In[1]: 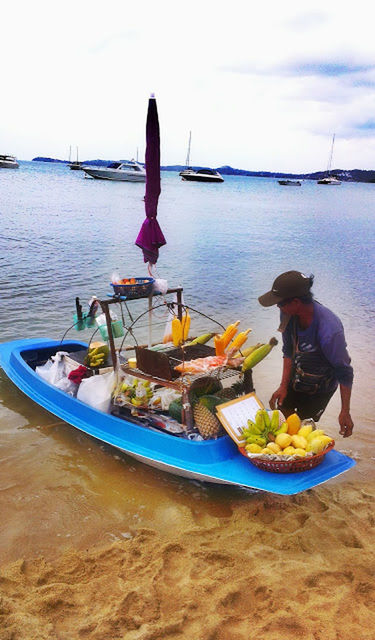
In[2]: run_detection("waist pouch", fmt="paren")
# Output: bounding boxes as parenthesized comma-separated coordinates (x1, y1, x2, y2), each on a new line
(292, 352, 335, 395)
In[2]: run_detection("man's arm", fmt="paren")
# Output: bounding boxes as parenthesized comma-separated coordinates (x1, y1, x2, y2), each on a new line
(339, 384, 354, 437)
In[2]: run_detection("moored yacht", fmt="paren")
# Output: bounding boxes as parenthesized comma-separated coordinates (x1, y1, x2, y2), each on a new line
(318, 134, 341, 185)
(317, 176, 341, 185)
(278, 179, 301, 186)
(81, 160, 146, 182)
(0, 154, 19, 169)
(181, 168, 224, 183)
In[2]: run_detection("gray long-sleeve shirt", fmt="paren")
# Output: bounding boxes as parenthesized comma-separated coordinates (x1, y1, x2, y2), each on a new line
(282, 301, 353, 389)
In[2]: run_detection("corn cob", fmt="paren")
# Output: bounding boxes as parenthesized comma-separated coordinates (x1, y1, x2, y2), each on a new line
(227, 328, 252, 354)
(234, 342, 264, 358)
(242, 337, 278, 372)
(186, 333, 214, 346)
(221, 321, 240, 349)
(172, 317, 183, 347)
(214, 334, 225, 356)
(181, 312, 191, 341)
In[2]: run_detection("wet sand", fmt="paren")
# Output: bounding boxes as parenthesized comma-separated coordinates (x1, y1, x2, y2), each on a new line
(1, 481, 374, 640)
(1, 353, 374, 639)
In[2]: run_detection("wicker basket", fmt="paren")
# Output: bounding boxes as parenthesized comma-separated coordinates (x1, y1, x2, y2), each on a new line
(111, 277, 154, 299)
(239, 441, 335, 473)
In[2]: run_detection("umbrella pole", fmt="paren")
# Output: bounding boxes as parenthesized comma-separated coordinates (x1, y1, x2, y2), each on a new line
(99, 300, 117, 370)
(148, 294, 152, 348)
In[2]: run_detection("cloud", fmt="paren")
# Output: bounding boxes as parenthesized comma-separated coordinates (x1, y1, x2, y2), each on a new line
(282, 62, 375, 77)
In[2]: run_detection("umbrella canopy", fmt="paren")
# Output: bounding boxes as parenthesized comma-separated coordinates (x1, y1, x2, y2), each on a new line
(135, 95, 166, 265)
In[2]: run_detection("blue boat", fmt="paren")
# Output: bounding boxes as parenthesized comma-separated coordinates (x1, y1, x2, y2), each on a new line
(0, 338, 355, 495)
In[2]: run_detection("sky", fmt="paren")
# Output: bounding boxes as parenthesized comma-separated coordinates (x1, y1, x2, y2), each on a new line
(3, 0, 375, 172)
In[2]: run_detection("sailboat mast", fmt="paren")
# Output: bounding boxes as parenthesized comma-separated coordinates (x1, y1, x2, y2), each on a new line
(69, 145, 72, 163)
(76, 146, 79, 163)
(327, 133, 335, 176)
(185, 131, 191, 167)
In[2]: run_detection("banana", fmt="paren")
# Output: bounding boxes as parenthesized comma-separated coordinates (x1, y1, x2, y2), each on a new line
(270, 410, 280, 433)
(245, 435, 267, 447)
(261, 409, 271, 429)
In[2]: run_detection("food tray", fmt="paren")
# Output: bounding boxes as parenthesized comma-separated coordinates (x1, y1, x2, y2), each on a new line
(111, 277, 154, 299)
(239, 441, 335, 473)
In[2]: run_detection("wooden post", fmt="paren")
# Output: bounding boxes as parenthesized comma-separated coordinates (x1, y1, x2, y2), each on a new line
(182, 385, 194, 430)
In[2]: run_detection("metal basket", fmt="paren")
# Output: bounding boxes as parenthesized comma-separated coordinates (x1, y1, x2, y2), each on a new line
(239, 441, 335, 473)
(111, 277, 154, 299)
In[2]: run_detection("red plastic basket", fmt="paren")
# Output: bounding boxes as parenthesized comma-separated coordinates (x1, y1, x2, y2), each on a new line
(239, 441, 335, 473)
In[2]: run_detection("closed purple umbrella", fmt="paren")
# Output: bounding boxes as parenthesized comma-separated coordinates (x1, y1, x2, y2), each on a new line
(135, 94, 166, 265)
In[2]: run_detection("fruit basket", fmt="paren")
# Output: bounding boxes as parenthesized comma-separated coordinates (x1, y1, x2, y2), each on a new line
(111, 277, 154, 299)
(239, 441, 335, 473)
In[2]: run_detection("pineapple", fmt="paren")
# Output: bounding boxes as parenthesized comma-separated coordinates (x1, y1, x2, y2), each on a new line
(193, 399, 224, 439)
(217, 387, 237, 400)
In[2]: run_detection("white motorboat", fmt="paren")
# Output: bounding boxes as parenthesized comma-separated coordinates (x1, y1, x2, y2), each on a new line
(317, 176, 341, 185)
(181, 168, 224, 183)
(0, 154, 19, 169)
(82, 160, 146, 182)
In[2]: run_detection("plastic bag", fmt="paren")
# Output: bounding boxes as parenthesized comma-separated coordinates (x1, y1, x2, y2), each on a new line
(55, 376, 79, 397)
(35, 351, 69, 386)
(149, 387, 182, 411)
(153, 278, 168, 295)
(76, 371, 116, 413)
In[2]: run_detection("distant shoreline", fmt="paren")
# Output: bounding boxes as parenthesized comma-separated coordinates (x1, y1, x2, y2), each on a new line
(31, 157, 375, 183)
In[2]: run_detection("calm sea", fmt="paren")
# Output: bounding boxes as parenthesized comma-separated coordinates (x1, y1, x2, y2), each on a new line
(0, 161, 374, 562)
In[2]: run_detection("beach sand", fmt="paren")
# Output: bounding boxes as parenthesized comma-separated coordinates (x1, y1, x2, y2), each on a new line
(1, 479, 374, 640)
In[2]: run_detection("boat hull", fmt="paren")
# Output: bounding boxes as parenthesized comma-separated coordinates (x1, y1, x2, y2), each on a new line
(317, 180, 341, 185)
(82, 167, 146, 182)
(278, 180, 301, 186)
(0, 339, 355, 494)
(182, 174, 224, 183)
(0, 161, 19, 169)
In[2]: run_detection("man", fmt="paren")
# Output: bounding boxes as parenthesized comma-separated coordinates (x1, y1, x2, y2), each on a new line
(258, 270, 354, 438)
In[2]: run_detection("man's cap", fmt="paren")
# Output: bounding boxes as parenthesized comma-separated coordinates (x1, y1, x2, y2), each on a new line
(258, 271, 312, 307)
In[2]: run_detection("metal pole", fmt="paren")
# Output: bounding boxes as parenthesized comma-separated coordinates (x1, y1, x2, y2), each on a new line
(100, 300, 117, 370)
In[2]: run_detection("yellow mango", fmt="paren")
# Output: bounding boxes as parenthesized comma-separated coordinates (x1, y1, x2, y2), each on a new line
(286, 413, 301, 435)
(291, 435, 307, 450)
(293, 448, 307, 457)
(267, 442, 282, 454)
(307, 429, 325, 442)
(275, 433, 292, 449)
(282, 446, 297, 456)
(245, 443, 263, 454)
(261, 447, 274, 455)
(298, 425, 313, 439)
(306, 436, 332, 454)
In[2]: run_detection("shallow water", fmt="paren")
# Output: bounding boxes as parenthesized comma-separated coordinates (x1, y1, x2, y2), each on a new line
(0, 162, 374, 563)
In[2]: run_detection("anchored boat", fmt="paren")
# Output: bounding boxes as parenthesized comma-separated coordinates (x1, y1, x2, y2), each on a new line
(0, 336, 355, 495)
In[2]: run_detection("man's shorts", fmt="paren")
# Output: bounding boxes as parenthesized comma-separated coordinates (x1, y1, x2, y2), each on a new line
(281, 386, 337, 422)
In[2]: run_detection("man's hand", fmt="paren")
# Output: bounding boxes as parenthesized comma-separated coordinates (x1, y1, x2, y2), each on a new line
(270, 385, 288, 410)
(339, 410, 354, 438)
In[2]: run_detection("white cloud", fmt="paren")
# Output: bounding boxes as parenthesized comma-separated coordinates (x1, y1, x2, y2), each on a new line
(2, 0, 375, 172)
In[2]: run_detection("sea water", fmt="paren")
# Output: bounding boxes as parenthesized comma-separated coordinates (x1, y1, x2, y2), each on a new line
(0, 161, 374, 562)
